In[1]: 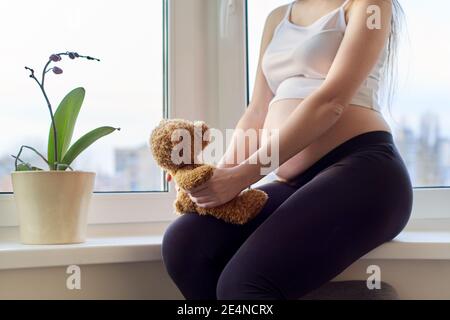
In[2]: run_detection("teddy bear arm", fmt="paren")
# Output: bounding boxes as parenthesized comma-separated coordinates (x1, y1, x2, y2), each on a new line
(174, 190, 197, 213)
(174, 165, 215, 190)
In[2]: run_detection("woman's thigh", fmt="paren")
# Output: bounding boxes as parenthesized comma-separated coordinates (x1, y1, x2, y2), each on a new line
(161, 180, 298, 299)
(163, 180, 297, 257)
(217, 145, 413, 299)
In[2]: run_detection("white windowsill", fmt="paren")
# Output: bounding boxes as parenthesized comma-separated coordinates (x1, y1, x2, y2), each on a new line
(0, 222, 170, 271)
(2, 219, 450, 271)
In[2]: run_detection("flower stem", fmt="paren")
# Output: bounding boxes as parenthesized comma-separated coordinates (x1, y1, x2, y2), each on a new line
(41, 60, 52, 87)
(24, 52, 100, 171)
(25, 66, 58, 169)
(13, 145, 49, 171)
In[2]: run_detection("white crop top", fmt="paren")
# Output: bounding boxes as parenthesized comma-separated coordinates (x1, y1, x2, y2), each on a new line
(262, 0, 388, 111)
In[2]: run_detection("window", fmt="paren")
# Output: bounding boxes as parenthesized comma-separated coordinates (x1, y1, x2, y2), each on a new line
(2, 0, 449, 225)
(0, 0, 167, 193)
(247, 0, 450, 188)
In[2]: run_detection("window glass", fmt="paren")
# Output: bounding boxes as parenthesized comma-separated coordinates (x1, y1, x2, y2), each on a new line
(247, 0, 450, 187)
(0, 0, 166, 192)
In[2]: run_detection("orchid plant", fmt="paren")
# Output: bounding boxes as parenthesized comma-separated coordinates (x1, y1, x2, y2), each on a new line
(13, 52, 120, 171)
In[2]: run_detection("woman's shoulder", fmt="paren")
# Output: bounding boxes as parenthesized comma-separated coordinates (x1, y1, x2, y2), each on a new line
(263, 4, 290, 38)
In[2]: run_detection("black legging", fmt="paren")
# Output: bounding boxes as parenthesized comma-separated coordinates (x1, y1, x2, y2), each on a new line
(162, 131, 413, 300)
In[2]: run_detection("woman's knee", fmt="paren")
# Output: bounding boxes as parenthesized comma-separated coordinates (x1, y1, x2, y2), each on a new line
(216, 268, 246, 300)
(163, 213, 204, 250)
(162, 213, 235, 275)
(162, 214, 205, 272)
(216, 260, 284, 300)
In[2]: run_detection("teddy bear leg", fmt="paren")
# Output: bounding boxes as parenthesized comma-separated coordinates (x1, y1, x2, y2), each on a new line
(196, 189, 268, 225)
(174, 190, 197, 214)
(219, 189, 268, 224)
(238, 189, 269, 220)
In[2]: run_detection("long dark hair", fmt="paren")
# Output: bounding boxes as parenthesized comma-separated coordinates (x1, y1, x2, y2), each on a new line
(383, 0, 405, 110)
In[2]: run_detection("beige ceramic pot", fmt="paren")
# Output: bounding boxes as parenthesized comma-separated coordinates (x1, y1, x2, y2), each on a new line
(11, 171, 95, 245)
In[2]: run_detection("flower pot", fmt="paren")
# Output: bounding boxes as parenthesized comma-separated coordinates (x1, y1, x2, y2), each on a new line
(11, 171, 96, 245)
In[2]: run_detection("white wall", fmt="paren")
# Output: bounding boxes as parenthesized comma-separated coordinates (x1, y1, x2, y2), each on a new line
(0, 261, 182, 300)
(2, 259, 450, 299)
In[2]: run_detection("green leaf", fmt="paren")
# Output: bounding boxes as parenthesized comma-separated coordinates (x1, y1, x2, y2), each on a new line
(12, 145, 49, 170)
(16, 163, 32, 171)
(48, 87, 86, 168)
(61, 126, 119, 168)
(16, 163, 43, 172)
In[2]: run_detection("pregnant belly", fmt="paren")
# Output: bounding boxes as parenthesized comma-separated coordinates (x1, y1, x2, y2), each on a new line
(262, 98, 391, 181)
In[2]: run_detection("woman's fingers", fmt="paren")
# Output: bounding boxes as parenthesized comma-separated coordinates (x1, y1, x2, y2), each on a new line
(188, 187, 213, 197)
(188, 193, 223, 208)
(187, 183, 209, 194)
(188, 194, 212, 204)
(196, 202, 218, 209)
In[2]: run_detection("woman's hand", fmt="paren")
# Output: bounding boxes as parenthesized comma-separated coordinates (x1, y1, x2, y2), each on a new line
(186, 166, 250, 208)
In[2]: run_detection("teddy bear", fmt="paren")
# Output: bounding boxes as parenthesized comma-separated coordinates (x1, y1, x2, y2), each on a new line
(150, 119, 268, 225)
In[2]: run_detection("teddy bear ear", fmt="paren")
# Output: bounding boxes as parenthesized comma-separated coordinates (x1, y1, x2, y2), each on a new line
(194, 121, 210, 141)
(194, 121, 209, 132)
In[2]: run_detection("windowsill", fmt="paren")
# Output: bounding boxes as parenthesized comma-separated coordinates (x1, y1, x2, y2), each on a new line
(0, 222, 169, 271)
(2, 219, 450, 271)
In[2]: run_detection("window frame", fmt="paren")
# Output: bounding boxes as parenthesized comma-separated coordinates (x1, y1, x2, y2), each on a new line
(243, 0, 450, 221)
(0, 0, 249, 227)
(0, 0, 177, 227)
(1, 0, 450, 228)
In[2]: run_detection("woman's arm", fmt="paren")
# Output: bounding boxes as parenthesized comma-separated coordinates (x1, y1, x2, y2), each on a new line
(188, 0, 393, 208)
(238, 0, 393, 185)
(218, 6, 286, 168)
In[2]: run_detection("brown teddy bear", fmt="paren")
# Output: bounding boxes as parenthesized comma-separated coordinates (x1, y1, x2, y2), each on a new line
(150, 119, 268, 225)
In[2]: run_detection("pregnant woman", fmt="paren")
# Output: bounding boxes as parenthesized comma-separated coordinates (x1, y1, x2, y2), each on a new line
(163, 0, 412, 300)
